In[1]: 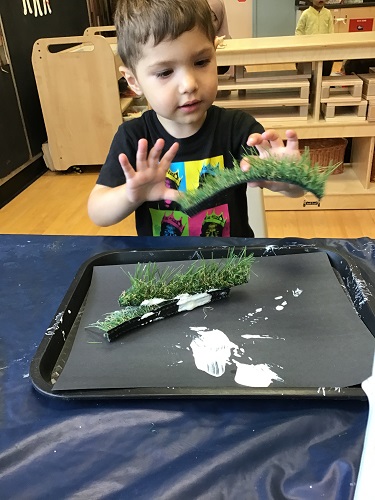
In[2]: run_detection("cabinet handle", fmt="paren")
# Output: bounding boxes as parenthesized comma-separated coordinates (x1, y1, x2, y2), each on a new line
(334, 16, 347, 24)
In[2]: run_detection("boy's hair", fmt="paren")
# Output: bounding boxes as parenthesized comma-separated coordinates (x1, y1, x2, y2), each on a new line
(115, 0, 216, 73)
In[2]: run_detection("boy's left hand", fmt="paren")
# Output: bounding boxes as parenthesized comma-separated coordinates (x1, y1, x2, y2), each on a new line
(240, 129, 304, 198)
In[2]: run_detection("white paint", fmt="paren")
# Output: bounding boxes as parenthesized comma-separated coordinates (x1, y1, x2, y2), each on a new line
(141, 298, 166, 306)
(141, 292, 214, 312)
(233, 360, 284, 387)
(45, 312, 64, 336)
(241, 334, 273, 339)
(189, 327, 238, 377)
(140, 312, 155, 319)
(176, 293, 212, 311)
(292, 288, 303, 297)
(263, 245, 278, 255)
(275, 296, 283, 300)
(255, 307, 263, 313)
(275, 305, 284, 311)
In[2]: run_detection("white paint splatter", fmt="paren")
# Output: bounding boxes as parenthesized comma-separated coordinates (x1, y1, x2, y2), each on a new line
(292, 288, 303, 297)
(189, 327, 238, 377)
(318, 387, 326, 396)
(141, 292, 214, 312)
(241, 334, 273, 339)
(275, 296, 283, 300)
(233, 360, 284, 387)
(141, 298, 166, 306)
(275, 305, 284, 311)
(350, 276, 371, 308)
(263, 245, 278, 255)
(45, 312, 64, 336)
(176, 293, 213, 311)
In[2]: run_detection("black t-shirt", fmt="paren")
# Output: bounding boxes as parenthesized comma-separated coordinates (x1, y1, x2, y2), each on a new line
(97, 105, 264, 237)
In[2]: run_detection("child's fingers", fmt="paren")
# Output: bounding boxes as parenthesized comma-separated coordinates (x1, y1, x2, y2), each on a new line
(135, 138, 151, 170)
(247, 133, 270, 157)
(284, 129, 299, 152)
(160, 141, 180, 167)
(247, 132, 264, 147)
(147, 138, 166, 167)
(261, 129, 284, 149)
(118, 153, 135, 180)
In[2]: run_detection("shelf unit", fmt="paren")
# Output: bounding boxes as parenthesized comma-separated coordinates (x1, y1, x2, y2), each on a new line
(32, 30, 375, 208)
(32, 34, 133, 171)
(215, 31, 375, 210)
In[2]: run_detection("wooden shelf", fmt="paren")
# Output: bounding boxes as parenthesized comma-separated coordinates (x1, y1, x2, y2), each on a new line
(214, 32, 375, 210)
(264, 167, 375, 211)
(32, 29, 375, 210)
(214, 91, 308, 108)
(120, 97, 133, 114)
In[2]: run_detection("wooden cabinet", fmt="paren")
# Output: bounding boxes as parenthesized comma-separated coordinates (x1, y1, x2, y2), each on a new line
(215, 31, 375, 210)
(32, 33, 135, 171)
(332, 6, 375, 33)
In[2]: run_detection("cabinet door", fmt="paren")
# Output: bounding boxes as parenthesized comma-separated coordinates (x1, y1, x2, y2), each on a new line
(337, 7, 375, 33)
(332, 9, 349, 33)
(0, 45, 29, 179)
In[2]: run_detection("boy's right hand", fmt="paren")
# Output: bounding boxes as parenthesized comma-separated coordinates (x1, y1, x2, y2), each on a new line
(119, 138, 181, 204)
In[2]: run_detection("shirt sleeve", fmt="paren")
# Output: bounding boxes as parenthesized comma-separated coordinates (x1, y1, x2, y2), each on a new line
(327, 12, 334, 33)
(295, 12, 306, 35)
(96, 121, 141, 188)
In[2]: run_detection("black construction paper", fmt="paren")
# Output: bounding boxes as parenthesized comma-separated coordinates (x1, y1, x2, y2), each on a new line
(53, 253, 375, 392)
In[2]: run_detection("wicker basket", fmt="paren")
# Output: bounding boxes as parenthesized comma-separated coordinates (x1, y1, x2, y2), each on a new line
(299, 138, 348, 175)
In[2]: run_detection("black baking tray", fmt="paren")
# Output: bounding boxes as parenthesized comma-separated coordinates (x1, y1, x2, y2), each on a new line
(30, 241, 375, 400)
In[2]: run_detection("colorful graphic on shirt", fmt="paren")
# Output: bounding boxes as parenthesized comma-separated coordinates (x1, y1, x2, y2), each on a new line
(192, 205, 229, 237)
(165, 167, 183, 209)
(150, 209, 189, 236)
(149, 155, 230, 236)
(150, 206, 230, 237)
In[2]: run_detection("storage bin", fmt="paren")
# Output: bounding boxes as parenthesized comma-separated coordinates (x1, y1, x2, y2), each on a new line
(299, 138, 348, 175)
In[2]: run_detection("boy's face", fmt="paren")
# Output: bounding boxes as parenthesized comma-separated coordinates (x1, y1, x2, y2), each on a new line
(312, 0, 327, 9)
(121, 27, 218, 138)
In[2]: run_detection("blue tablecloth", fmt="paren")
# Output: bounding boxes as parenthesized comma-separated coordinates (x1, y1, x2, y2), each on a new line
(1, 234, 374, 499)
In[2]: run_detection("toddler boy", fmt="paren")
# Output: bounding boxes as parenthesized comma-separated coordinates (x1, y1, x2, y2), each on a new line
(88, 0, 303, 237)
(295, 0, 334, 76)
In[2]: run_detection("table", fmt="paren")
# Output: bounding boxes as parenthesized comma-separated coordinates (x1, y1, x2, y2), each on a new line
(1, 234, 374, 499)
